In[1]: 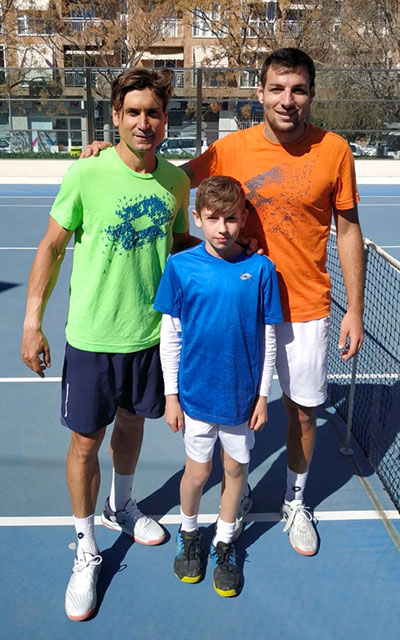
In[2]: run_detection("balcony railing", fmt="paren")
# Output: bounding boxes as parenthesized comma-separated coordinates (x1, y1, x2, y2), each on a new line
(63, 17, 103, 33)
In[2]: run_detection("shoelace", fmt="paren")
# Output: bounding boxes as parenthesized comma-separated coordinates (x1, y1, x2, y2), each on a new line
(282, 504, 314, 533)
(119, 499, 143, 521)
(214, 545, 234, 572)
(182, 534, 201, 561)
(73, 554, 102, 573)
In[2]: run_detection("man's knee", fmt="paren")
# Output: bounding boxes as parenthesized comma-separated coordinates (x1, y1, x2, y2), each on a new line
(283, 394, 316, 432)
(115, 407, 145, 431)
(69, 428, 105, 462)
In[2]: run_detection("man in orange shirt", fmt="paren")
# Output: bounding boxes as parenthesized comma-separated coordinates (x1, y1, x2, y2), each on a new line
(183, 48, 364, 556)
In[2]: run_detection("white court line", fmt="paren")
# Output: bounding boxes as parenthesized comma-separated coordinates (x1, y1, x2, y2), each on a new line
(0, 204, 53, 207)
(0, 377, 62, 382)
(0, 510, 399, 527)
(358, 204, 400, 207)
(327, 373, 399, 380)
(0, 196, 55, 199)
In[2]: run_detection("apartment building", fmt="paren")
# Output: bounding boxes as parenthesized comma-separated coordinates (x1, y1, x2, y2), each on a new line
(0, 2, 323, 151)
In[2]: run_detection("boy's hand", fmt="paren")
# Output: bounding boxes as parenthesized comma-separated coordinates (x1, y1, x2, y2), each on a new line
(236, 237, 264, 255)
(80, 140, 112, 158)
(248, 395, 267, 431)
(165, 395, 184, 433)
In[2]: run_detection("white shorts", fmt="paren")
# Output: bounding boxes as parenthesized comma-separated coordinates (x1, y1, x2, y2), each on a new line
(183, 413, 255, 464)
(275, 316, 330, 407)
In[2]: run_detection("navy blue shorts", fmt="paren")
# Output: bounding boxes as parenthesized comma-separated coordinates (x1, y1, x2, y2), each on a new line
(61, 343, 165, 434)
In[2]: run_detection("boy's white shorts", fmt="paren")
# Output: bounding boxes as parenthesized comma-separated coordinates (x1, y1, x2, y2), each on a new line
(275, 316, 330, 407)
(183, 413, 255, 464)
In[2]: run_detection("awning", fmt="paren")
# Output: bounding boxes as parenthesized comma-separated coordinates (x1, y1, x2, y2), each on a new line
(142, 52, 184, 61)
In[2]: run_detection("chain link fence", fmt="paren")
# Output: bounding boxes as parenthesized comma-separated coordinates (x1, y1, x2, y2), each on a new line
(0, 66, 399, 156)
(327, 230, 400, 511)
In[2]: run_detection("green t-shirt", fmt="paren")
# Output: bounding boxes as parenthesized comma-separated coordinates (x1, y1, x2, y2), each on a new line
(50, 147, 189, 352)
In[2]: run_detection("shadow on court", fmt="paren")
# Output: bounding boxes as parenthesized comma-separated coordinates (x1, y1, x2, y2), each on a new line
(0, 281, 20, 293)
(137, 396, 375, 533)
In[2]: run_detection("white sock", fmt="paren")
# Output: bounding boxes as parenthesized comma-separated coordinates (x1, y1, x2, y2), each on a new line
(110, 470, 134, 512)
(213, 517, 236, 545)
(73, 514, 98, 556)
(180, 508, 198, 533)
(285, 467, 308, 505)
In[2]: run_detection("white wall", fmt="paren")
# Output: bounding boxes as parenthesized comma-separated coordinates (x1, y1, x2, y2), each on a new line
(0, 159, 398, 185)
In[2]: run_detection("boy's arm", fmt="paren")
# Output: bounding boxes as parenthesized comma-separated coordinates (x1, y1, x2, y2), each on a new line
(248, 324, 277, 431)
(160, 314, 184, 432)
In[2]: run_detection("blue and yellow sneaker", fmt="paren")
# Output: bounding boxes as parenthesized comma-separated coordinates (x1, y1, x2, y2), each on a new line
(210, 540, 241, 597)
(174, 529, 202, 583)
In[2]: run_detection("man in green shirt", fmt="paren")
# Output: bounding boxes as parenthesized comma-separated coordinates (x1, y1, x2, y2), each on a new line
(21, 68, 198, 621)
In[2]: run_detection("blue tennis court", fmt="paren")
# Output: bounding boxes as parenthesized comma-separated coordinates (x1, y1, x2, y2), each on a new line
(0, 182, 399, 640)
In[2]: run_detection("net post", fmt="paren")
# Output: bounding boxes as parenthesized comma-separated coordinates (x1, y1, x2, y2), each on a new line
(339, 237, 368, 456)
(340, 353, 358, 456)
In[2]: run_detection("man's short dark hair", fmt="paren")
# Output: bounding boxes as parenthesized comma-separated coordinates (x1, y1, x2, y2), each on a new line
(260, 48, 316, 89)
(111, 68, 173, 113)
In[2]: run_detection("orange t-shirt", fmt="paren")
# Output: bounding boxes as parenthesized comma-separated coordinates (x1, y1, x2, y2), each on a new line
(189, 123, 359, 322)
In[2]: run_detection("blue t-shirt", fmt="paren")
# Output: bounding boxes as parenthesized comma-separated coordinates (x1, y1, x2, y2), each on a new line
(153, 242, 283, 425)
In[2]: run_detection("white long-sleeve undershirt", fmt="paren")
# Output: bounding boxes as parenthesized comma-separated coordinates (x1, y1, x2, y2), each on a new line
(159, 314, 277, 398)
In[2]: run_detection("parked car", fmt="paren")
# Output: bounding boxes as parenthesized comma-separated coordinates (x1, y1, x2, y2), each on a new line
(0, 139, 10, 153)
(349, 142, 364, 157)
(158, 137, 207, 156)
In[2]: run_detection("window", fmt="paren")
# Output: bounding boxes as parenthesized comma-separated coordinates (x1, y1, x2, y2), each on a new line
(158, 18, 178, 38)
(284, 9, 304, 37)
(242, 2, 277, 38)
(240, 69, 259, 89)
(0, 47, 5, 84)
(17, 13, 53, 36)
(192, 5, 220, 38)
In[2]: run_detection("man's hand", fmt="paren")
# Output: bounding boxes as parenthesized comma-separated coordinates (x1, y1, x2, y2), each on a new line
(165, 394, 184, 432)
(338, 309, 364, 361)
(237, 237, 264, 255)
(80, 140, 112, 158)
(21, 327, 51, 378)
(248, 395, 267, 431)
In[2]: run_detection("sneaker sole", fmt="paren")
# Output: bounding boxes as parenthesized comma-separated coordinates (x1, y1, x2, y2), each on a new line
(66, 607, 95, 622)
(174, 571, 202, 584)
(101, 515, 166, 545)
(213, 581, 240, 597)
(290, 539, 318, 556)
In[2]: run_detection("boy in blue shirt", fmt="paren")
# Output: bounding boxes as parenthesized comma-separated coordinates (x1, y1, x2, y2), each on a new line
(154, 176, 283, 596)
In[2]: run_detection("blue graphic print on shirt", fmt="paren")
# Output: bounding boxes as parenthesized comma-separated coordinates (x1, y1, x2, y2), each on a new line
(103, 193, 174, 252)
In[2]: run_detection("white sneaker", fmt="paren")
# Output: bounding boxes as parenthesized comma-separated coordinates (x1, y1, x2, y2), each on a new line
(281, 501, 318, 556)
(232, 483, 253, 542)
(102, 497, 166, 545)
(65, 551, 102, 621)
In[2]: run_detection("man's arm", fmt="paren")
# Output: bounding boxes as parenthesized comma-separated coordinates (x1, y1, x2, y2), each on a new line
(334, 206, 365, 361)
(171, 230, 201, 254)
(180, 162, 199, 189)
(21, 217, 73, 377)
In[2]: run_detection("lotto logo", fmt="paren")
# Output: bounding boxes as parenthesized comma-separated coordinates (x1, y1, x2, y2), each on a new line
(239, 273, 252, 280)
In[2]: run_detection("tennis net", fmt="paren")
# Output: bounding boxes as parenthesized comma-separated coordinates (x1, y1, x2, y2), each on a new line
(326, 230, 400, 511)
